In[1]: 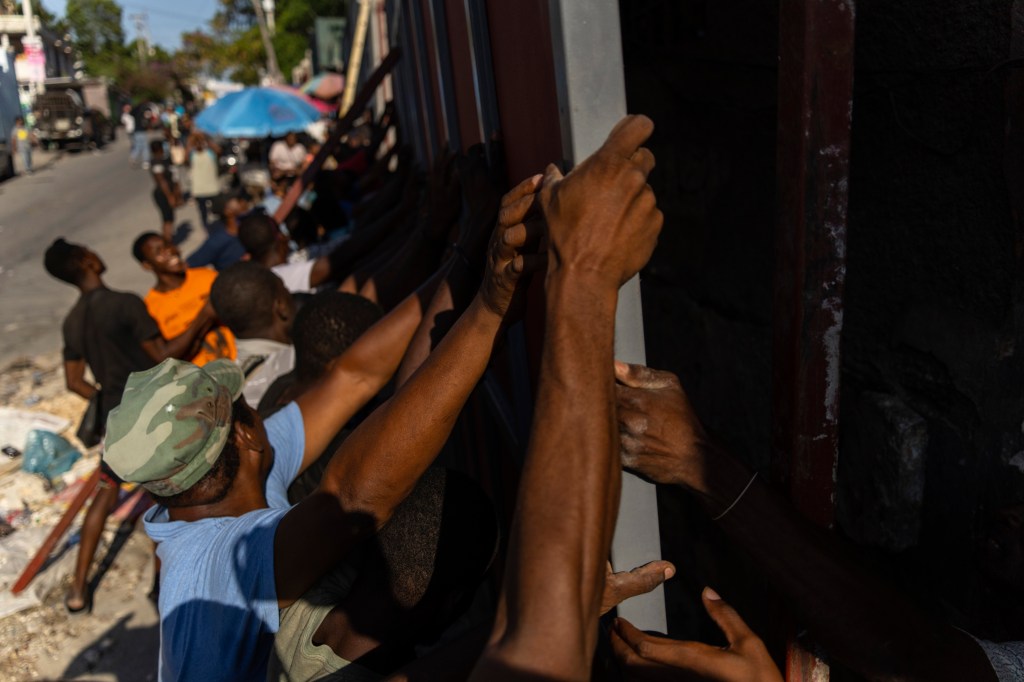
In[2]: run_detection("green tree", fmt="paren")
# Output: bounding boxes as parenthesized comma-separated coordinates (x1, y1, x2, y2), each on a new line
(176, 0, 348, 84)
(65, 0, 129, 77)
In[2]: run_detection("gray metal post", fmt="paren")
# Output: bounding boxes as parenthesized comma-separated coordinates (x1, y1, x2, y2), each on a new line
(547, 0, 667, 632)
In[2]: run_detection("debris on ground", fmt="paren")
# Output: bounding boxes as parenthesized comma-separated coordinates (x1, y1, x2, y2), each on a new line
(0, 353, 158, 681)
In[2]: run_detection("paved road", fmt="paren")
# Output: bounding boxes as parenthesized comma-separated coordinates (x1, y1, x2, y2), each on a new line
(0, 137, 205, 369)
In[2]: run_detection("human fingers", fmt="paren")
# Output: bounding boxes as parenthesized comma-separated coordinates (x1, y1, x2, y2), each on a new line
(701, 587, 757, 647)
(614, 619, 738, 679)
(509, 252, 547, 276)
(602, 561, 676, 615)
(601, 115, 655, 160)
(501, 173, 544, 209)
(498, 190, 541, 231)
(540, 162, 564, 193)
(614, 361, 680, 390)
(630, 147, 656, 178)
(621, 183, 663, 274)
(501, 220, 545, 250)
(610, 628, 681, 681)
(616, 400, 645, 436)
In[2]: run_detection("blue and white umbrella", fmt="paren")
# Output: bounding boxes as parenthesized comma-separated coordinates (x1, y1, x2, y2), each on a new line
(195, 87, 321, 138)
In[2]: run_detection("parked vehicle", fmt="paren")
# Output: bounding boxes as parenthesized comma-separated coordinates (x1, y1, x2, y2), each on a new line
(0, 50, 21, 180)
(33, 78, 115, 150)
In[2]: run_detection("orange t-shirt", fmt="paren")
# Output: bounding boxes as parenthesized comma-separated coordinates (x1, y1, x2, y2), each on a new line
(144, 268, 236, 366)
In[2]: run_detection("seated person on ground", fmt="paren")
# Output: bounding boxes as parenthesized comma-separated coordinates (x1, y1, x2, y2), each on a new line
(185, 192, 250, 272)
(209, 262, 299, 408)
(269, 132, 307, 180)
(132, 231, 236, 366)
(238, 211, 326, 294)
(258, 290, 383, 416)
(105, 183, 539, 680)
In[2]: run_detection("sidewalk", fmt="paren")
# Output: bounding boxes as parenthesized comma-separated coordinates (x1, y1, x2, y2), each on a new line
(12, 143, 91, 177)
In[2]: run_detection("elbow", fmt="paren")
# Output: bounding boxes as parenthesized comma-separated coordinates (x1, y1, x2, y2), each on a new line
(319, 471, 399, 535)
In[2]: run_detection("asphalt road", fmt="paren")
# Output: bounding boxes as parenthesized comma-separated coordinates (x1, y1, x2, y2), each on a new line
(0, 136, 205, 369)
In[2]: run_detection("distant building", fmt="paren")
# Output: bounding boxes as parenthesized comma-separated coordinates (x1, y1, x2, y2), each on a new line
(0, 7, 75, 107)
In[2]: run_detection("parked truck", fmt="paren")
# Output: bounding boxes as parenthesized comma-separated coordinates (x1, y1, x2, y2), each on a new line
(0, 49, 21, 180)
(32, 78, 114, 150)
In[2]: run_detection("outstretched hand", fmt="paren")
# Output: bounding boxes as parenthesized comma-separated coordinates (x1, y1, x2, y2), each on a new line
(615, 361, 709, 490)
(601, 560, 675, 615)
(611, 588, 783, 682)
(540, 114, 662, 289)
(478, 173, 545, 317)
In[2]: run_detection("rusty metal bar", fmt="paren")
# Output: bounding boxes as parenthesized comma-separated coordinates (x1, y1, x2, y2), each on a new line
(772, 0, 855, 679)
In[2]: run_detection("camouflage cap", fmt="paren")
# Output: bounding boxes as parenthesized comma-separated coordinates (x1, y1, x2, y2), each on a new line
(104, 358, 244, 497)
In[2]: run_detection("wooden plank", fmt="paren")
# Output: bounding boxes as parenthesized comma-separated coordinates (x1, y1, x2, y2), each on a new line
(11, 467, 101, 595)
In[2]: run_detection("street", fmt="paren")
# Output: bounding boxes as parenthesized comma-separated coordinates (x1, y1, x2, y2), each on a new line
(0, 136, 207, 680)
(0, 136, 205, 369)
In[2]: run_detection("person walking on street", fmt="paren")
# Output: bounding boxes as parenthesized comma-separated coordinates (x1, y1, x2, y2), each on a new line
(150, 141, 180, 241)
(121, 104, 136, 162)
(10, 116, 34, 175)
(130, 104, 151, 169)
(188, 132, 220, 230)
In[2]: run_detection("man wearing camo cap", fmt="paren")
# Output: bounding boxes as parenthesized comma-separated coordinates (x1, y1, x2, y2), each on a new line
(103, 172, 546, 682)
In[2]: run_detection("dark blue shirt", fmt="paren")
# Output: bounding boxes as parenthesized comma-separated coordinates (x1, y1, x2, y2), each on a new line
(186, 222, 245, 271)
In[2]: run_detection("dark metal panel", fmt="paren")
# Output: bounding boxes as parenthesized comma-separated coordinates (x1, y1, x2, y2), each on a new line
(483, 0, 562, 183)
(425, 0, 462, 149)
(416, 0, 452, 150)
(771, 0, 855, 679)
(443, 0, 482, 148)
(463, 0, 500, 158)
(405, 0, 439, 161)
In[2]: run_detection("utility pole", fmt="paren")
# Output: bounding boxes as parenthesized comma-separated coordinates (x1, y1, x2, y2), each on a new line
(340, 0, 372, 116)
(129, 12, 148, 67)
(251, 0, 281, 84)
(262, 0, 276, 35)
(20, 0, 36, 41)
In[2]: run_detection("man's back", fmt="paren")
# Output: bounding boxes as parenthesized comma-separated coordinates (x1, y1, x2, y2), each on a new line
(62, 288, 157, 419)
(144, 402, 305, 681)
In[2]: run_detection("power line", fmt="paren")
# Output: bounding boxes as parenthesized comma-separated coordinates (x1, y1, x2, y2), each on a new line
(121, 3, 211, 24)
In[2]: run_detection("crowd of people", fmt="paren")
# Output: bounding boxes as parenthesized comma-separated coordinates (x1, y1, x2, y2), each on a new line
(38, 100, 1024, 682)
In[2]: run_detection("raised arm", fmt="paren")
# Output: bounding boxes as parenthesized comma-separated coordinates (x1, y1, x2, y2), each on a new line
(274, 173, 543, 606)
(292, 258, 447, 474)
(140, 303, 215, 363)
(615, 364, 998, 682)
(471, 115, 662, 680)
(393, 149, 506, 385)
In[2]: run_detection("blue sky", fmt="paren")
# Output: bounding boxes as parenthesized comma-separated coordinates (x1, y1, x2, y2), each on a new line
(40, 0, 216, 50)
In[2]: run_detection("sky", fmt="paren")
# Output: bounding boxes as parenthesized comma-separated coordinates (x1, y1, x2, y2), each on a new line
(39, 0, 217, 50)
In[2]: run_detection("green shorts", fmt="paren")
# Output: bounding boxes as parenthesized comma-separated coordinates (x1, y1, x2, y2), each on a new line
(267, 559, 379, 682)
